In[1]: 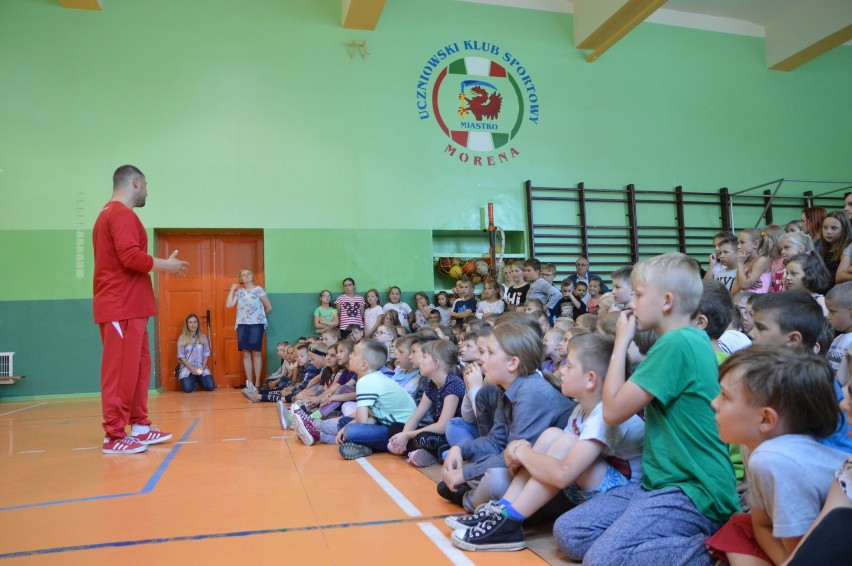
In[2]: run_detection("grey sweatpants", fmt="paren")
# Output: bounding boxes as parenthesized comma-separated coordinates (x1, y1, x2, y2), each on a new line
(553, 482, 720, 566)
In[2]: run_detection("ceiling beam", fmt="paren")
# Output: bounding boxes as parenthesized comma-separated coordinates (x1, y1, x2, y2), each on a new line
(573, 0, 667, 62)
(59, 0, 102, 10)
(342, 0, 386, 30)
(765, 0, 852, 71)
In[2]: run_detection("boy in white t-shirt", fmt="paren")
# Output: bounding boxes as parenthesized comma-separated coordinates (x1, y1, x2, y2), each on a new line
(705, 236, 738, 292)
(447, 333, 645, 552)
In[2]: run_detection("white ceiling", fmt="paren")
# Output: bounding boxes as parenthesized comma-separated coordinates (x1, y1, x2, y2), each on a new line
(457, 0, 834, 39)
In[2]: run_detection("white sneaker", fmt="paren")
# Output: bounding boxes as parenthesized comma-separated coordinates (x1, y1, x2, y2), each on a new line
(277, 400, 291, 430)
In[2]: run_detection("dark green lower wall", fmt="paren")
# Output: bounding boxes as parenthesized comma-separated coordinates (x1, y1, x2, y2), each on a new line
(0, 292, 383, 399)
(0, 299, 103, 398)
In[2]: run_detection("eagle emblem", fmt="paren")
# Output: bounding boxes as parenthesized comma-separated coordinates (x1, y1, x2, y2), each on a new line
(458, 80, 502, 121)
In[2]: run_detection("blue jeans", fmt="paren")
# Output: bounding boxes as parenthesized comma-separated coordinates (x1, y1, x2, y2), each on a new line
(337, 416, 391, 452)
(445, 417, 479, 447)
(180, 373, 215, 393)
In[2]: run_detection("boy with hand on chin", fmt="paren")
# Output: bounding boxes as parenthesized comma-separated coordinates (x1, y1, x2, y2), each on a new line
(556, 253, 739, 566)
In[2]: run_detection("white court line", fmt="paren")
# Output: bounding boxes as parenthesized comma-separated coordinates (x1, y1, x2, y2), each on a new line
(355, 457, 421, 516)
(175, 440, 198, 445)
(417, 523, 475, 566)
(0, 403, 47, 417)
(269, 435, 287, 439)
(221, 438, 246, 442)
(72, 447, 99, 451)
(17, 450, 46, 454)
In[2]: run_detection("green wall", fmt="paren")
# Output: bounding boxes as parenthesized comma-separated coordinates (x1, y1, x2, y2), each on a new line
(1, 0, 850, 397)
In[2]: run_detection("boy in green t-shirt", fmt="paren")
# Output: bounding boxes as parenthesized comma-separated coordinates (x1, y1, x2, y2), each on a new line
(555, 253, 739, 566)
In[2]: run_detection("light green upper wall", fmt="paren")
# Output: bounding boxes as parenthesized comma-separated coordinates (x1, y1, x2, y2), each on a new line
(1, 0, 851, 299)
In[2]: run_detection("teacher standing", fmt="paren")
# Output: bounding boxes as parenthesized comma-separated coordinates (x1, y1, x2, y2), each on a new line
(226, 269, 272, 388)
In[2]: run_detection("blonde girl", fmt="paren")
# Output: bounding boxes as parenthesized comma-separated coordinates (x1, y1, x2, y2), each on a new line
(313, 290, 339, 336)
(785, 253, 832, 315)
(475, 279, 506, 319)
(176, 313, 215, 393)
(411, 291, 435, 330)
(363, 288, 384, 337)
(779, 232, 815, 262)
(387, 340, 465, 467)
(440, 320, 574, 511)
(733, 229, 770, 294)
(383, 286, 412, 332)
(382, 309, 401, 329)
(762, 225, 786, 292)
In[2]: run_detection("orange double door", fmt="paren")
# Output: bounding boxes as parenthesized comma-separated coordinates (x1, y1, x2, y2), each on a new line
(156, 232, 266, 390)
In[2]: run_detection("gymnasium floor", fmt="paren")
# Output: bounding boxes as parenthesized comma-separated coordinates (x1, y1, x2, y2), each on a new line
(0, 390, 565, 565)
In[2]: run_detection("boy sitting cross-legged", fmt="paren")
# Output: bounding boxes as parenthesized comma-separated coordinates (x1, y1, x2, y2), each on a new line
(555, 253, 740, 565)
(331, 339, 416, 459)
(448, 333, 645, 553)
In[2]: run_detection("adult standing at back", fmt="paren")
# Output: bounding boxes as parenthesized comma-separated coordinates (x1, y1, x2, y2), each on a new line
(93, 164, 188, 454)
(226, 269, 272, 389)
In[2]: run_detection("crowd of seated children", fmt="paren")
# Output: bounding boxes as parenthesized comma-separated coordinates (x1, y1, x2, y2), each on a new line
(556, 253, 740, 565)
(258, 221, 852, 563)
(447, 333, 645, 552)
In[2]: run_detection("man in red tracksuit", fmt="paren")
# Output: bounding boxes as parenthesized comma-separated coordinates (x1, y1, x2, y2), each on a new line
(93, 165, 189, 454)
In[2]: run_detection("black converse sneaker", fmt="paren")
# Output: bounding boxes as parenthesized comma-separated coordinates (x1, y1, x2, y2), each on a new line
(445, 500, 505, 530)
(451, 512, 526, 552)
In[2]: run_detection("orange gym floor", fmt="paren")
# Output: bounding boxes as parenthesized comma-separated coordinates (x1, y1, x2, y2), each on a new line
(0, 391, 560, 565)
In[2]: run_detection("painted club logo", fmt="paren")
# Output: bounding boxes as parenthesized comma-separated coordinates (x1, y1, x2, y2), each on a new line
(416, 41, 540, 166)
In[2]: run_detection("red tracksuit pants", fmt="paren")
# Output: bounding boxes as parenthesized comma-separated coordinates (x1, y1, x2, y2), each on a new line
(99, 318, 152, 439)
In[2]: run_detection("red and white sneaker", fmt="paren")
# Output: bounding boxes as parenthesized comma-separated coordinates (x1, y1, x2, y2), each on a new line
(102, 436, 148, 454)
(134, 427, 173, 445)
